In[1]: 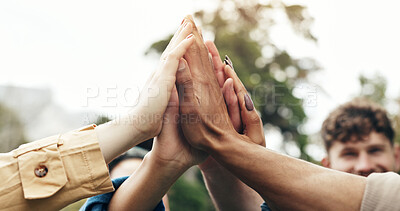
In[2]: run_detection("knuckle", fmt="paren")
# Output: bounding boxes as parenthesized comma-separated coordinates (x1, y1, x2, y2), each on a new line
(249, 113, 261, 124)
(177, 75, 193, 86)
(166, 51, 179, 61)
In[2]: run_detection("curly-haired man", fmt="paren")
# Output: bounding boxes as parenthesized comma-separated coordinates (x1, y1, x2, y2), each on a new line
(321, 98, 400, 176)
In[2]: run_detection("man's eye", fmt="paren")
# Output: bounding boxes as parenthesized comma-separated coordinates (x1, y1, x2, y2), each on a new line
(369, 148, 383, 154)
(342, 152, 357, 157)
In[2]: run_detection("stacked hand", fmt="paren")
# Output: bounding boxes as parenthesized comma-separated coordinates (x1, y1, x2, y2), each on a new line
(151, 15, 265, 167)
(173, 16, 265, 154)
(108, 15, 266, 211)
(150, 15, 266, 169)
(109, 16, 368, 211)
(128, 18, 195, 142)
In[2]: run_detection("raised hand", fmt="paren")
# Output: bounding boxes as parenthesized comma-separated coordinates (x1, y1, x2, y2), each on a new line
(222, 60, 265, 147)
(152, 65, 208, 168)
(129, 20, 195, 141)
(175, 16, 235, 152)
(205, 41, 242, 133)
(96, 19, 195, 163)
(199, 41, 265, 211)
(109, 72, 209, 211)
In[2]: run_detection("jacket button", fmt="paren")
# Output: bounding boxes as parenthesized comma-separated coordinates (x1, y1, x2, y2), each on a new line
(34, 165, 48, 177)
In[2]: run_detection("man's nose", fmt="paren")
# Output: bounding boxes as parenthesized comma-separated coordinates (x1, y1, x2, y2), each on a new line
(354, 153, 375, 176)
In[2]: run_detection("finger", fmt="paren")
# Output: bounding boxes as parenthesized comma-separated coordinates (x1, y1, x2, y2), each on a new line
(162, 19, 193, 59)
(168, 85, 179, 110)
(163, 85, 179, 127)
(182, 18, 212, 82)
(197, 25, 204, 41)
(223, 63, 246, 93)
(154, 34, 194, 109)
(183, 39, 204, 80)
(205, 41, 225, 87)
(143, 70, 156, 89)
(161, 34, 195, 78)
(222, 78, 242, 133)
(161, 19, 186, 58)
(172, 22, 194, 49)
(224, 65, 264, 146)
(172, 18, 189, 41)
(175, 58, 198, 113)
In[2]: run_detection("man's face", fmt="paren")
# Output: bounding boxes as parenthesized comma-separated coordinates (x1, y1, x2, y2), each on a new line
(323, 132, 400, 177)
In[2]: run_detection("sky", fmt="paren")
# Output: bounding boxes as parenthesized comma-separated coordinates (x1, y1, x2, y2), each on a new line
(1, 0, 400, 159)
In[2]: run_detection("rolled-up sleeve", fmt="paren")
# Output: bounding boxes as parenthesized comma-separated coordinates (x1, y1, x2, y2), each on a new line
(361, 172, 400, 211)
(0, 124, 114, 211)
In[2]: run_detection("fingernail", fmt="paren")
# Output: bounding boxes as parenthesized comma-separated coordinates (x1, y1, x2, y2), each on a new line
(186, 34, 194, 39)
(178, 59, 186, 71)
(181, 19, 185, 25)
(224, 55, 233, 69)
(244, 94, 254, 111)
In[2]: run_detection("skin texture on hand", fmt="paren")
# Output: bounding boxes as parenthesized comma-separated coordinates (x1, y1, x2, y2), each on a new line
(129, 20, 195, 141)
(198, 41, 264, 211)
(152, 76, 208, 169)
(205, 41, 242, 133)
(108, 19, 200, 211)
(176, 16, 236, 152)
(96, 18, 195, 164)
(201, 44, 366, 211)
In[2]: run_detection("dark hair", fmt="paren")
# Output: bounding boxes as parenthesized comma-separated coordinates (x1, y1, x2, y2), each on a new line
(321, 98, 394, 151)
(108, 146, 149, 172)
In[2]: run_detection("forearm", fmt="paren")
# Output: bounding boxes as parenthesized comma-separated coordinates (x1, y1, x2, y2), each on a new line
(0, 125, 114, 210)
(95, 113, 148, 164)
(200, 158, 264, 211)
(108, 151, 187, 211)
(210, 135, 367, 211)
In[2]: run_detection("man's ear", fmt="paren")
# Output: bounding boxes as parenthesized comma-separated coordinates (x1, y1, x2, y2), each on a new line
(321, 157, 331, 168)
(393, 143, 400, 172)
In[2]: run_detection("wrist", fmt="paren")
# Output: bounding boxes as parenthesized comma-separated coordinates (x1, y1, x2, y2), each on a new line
(145, 151, 190, 175)
(127, 107, 163, 142)
(207, 132, 241, 154)
(198, 157, 220, 172)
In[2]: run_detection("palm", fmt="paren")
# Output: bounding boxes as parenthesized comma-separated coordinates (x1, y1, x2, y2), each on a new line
(153, 86, 208, 167)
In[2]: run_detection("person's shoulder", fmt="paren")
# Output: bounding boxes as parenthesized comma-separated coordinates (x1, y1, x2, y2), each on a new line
(80, 176, 165, 211)
(79, 176, 129, 211)
(367, 172, 400, 181)
(361, 172, 400, 211)
(366, 172, 400, 191)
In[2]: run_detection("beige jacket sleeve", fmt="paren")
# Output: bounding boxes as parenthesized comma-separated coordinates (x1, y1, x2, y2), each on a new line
(361, 172, 400, 211)
(0, 124, 114, 211)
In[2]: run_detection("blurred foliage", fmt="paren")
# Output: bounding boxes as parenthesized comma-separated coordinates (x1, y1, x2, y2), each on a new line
(358, 73, 400, 144)
(94, 115, 111, 125)
(359, 73, 387, 105)
(147, 1, 320, 209)
(147, 0, 319, 160)
(0, 103, 26, 153)
(169, 169, 215, 211)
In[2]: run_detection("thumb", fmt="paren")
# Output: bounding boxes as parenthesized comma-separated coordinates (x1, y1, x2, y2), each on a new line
(224, 65, 265, 146)
(176, 58, 198, 113)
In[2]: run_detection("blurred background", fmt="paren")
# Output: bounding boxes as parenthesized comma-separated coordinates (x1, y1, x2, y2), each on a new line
(1, 0, 400, 210)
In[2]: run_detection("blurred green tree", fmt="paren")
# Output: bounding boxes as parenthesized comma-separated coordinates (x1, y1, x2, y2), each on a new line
(147, 1, 319, 209)
(95, 115, 111, 125)
(0, 103, 26, 153)
(169, 174, 215, 211)
(357, 73, 400, 144)
(358, 73, 387, 105)
(147, 0, 319, 160)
